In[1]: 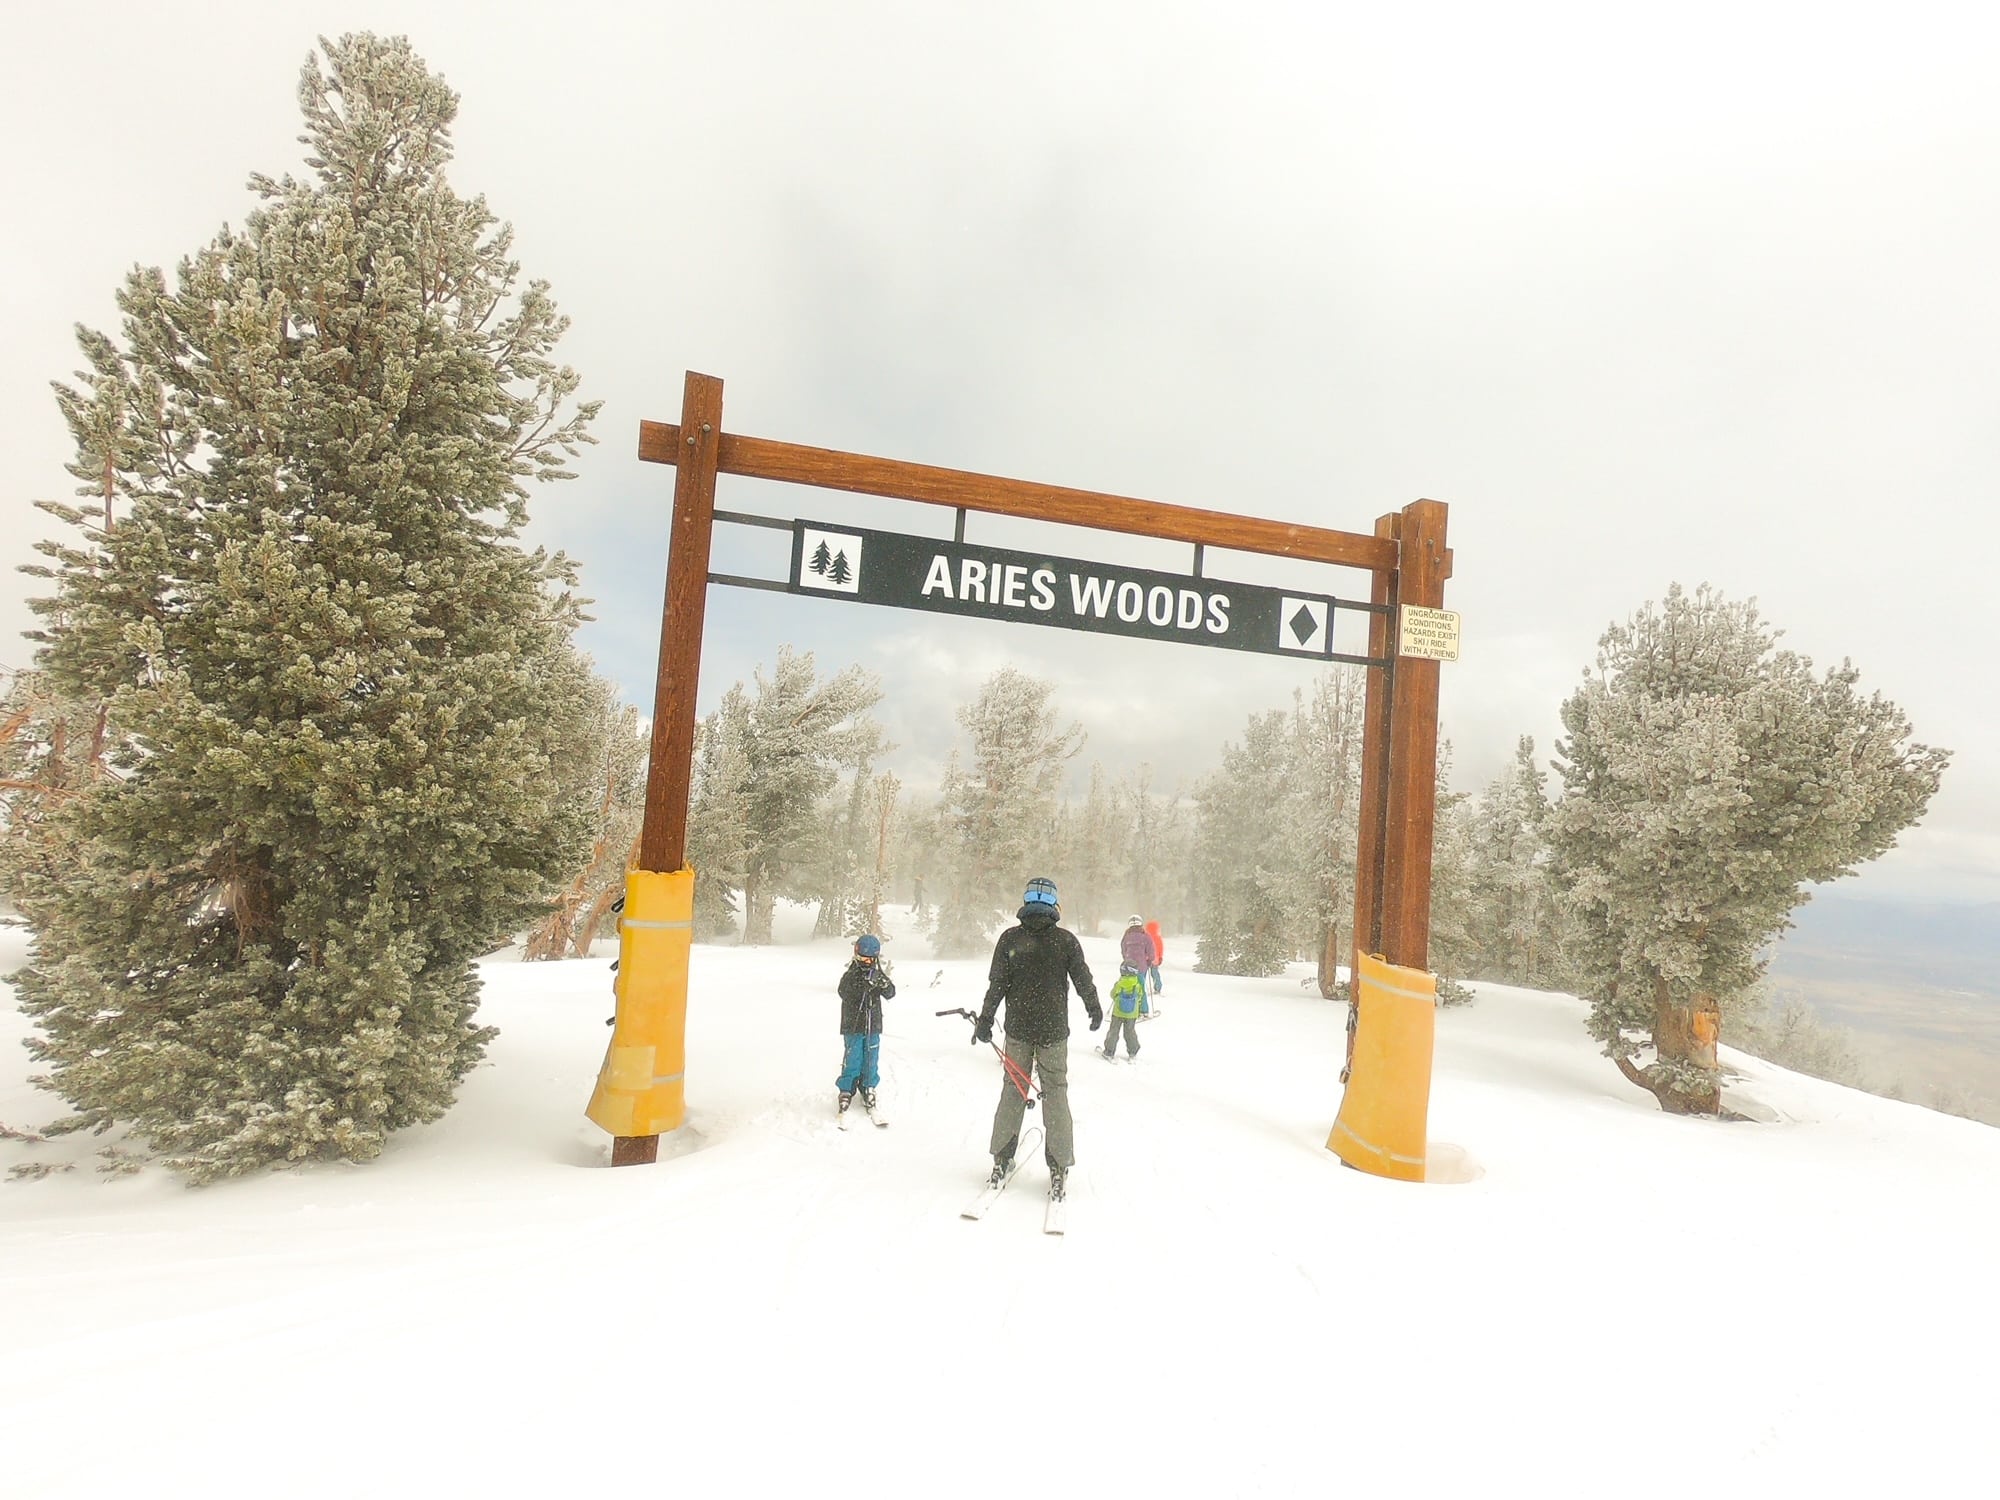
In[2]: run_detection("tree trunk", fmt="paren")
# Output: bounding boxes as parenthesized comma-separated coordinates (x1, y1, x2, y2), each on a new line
(1616, 975, 1722, 1115)
(742, 880, 774, 945)
(1316, 920, 1342, 1000)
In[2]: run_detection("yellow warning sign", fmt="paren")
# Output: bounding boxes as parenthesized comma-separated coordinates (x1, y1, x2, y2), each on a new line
(1397, 605, 1461, 662)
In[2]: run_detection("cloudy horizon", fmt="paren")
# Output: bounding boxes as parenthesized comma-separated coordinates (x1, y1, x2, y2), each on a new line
(5, 0, 1997, 904)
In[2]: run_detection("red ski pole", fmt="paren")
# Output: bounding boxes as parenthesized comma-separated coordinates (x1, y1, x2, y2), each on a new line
(937, 1007, 1040, 1110)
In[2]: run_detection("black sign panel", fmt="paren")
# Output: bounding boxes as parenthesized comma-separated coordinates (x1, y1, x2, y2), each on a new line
(788, 521, 1350, 661)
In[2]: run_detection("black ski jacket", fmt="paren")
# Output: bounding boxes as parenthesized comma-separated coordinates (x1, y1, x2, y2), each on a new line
(838, 960, 894, 1035)
(978, 906, 1101, 1045)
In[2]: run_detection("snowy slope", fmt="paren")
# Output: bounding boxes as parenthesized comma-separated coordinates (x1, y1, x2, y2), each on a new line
(3, 909, 1996, 1499)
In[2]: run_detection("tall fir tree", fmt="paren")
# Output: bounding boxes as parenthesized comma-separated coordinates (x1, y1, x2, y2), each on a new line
(1285, 668, 1365, 994)
(0, 669, 117, 904)
(685, 687, 752, 939)
(523, 686, 646, 960)
(859, 770, 901, 935)
(695, 647, 882, 945)
(930, 668, 1083, 956)
(1064, 763, 1123, 936)
(1116, 763, 1179, 932)
(1192, 710, 1297, 976)
(1424, 744, 1479, 997)
(1544, 583, 1948, 1114)
(1463, 736, 1563, 986)
(12, 34, 603, 1179)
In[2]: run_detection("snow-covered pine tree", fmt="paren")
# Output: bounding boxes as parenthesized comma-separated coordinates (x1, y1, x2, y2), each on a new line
(1193, 710, 1296, 976)
(901, 754, 960, 932)
(1064, 763, 1123, 936)
(2, 325, 161, 904)
(12, 34, 602, 1180)
(523, 685, 646, 960)
(0, 670, 115, 904)
(1544, 583, 1948, 1114)
(1424, 744, 1479, 1001)
(1138, 774, 1196, 938)
(930, 668, 1083, 957)
(1463, 736, 1564, 986)
(685, 687, 751, 939)
(731, 647, 882, 944)
(1117, 763, 1180, 933)
(809, 751, 894, 941)
(860, 770, 900, 935)
(1285, 668, 1364, 994)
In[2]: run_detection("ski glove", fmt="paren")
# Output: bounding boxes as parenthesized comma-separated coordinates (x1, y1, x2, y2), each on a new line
(1087, 1008, 1104, 1031)
(973, 1017, 994, 1045)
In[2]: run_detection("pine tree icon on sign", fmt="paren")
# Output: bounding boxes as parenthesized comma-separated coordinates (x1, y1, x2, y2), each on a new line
(798, 528, 863, 593)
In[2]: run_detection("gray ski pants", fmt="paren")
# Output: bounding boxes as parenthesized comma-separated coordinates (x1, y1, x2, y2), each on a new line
(989, 1033, 1074, 1170)
(1101, 1015, 1140, 1060)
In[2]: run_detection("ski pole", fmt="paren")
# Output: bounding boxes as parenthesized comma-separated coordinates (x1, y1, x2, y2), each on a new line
(936, 1007, 1039, 1109)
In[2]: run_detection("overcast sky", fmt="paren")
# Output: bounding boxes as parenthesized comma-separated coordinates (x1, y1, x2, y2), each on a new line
(5, 1, 1998, 904)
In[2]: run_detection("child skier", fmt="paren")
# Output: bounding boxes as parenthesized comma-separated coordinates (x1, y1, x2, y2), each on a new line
(836, 934, 895, 1117)
(1102, 961, 1146, 1061)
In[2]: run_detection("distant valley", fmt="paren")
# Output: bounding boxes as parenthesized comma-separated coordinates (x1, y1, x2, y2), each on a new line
(1761, 893, 2000, 1123)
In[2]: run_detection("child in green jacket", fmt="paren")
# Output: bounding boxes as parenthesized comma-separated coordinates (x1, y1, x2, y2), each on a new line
(1101, 962, 1146, 1061)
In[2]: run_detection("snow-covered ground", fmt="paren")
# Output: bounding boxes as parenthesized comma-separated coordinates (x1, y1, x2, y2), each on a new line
(3, 907, 1996, 1498)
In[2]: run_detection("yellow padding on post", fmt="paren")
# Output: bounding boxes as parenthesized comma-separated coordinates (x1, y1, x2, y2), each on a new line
(1327, 951, 1436, 1182)
(585, 867, 693, 1139)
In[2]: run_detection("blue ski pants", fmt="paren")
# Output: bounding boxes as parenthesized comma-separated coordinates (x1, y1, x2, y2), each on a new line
(837, 1032, 881, 1093)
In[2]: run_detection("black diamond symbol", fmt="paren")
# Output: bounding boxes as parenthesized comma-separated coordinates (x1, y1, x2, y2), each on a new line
(1287, 605, 1319, 646)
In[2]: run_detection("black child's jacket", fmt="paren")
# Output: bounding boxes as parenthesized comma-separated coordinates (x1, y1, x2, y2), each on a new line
(838, 960, 895, 1035)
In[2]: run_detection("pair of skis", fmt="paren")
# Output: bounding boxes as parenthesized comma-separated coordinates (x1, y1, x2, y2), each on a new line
(958, 1127, 1067, 1234)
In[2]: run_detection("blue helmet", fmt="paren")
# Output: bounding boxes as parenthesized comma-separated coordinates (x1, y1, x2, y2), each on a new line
(1023, 876, 1059, 909)
(854, 934, 882, 958)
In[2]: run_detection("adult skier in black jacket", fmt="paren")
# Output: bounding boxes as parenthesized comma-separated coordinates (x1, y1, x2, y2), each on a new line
(973, 875, 1101, 1200)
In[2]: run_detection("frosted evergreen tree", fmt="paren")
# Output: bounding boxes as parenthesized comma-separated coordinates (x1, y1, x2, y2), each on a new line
(859, 771, 901, 934)
(1193, 710, 1297, 976)
(904, 752, 962, 931)
(1544, 584, 1948, 1114)
(3, 324, 161, 904)
(808, 759, 874, 940)
(931, 668, 1083, 957)
(0, 669, 116, 904)
(524, 686, 646, 959)
(685, 687, 752, 939)
(11, 34, 602, 1180)
(1064, 763, 1123, 935)
(808, 749, 902, 941)
(1463, 736, 1563, 985)
(1285, 669, 1365, 994)
(1425, 745, 1479, 1001)
(1116, 763, 1180, 929)
(727, 647, 882, 944)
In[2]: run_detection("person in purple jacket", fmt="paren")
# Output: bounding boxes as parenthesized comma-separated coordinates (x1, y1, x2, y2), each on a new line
(1120, 915, 1161, 1018)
